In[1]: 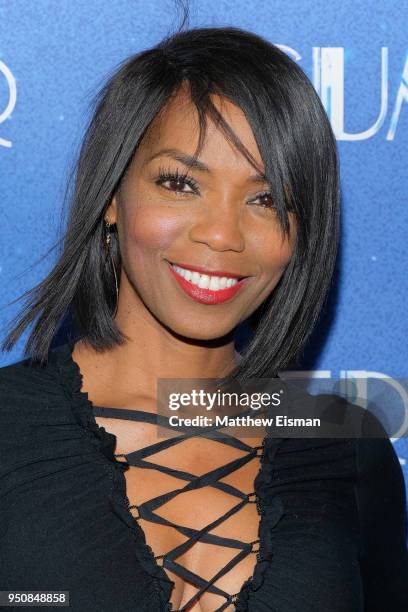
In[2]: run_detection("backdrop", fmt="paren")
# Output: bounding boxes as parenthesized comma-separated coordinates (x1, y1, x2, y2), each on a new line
(1, 1, 407, 493)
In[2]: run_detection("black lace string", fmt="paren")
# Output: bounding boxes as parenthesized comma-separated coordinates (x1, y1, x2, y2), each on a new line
(93, 405, 267, 611)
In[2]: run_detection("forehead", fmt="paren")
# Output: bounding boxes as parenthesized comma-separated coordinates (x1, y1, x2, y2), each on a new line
(138, 85, 263, 166)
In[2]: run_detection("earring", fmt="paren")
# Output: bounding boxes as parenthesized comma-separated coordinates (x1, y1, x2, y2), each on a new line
(104, 220, 119, 317)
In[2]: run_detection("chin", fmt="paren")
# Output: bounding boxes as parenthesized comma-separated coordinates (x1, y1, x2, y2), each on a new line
(169, 321, 235, 343)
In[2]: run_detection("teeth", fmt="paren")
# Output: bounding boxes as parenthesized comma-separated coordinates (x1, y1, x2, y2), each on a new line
(198, 275, 209, 289)
(191, 271, 200, 284)
(172, 264, 239, 291)
(209, 276, 219, 290)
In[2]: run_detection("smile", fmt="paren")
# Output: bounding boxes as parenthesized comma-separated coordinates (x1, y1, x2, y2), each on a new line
(167, 261, 249, 304)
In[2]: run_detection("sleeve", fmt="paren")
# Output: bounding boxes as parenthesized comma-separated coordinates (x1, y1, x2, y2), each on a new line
(251, 391, 408, 612)
(254, 434, 366, 612)
(355, 411, 408, 611)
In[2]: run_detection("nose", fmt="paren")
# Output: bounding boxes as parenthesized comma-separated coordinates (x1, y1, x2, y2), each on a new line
(188, 198, 245, 252)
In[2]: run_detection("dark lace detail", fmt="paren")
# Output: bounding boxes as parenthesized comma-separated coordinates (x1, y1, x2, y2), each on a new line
(233, 438, 286, 609)
(52, 342, 173, 610)
(52, 341, 286, 611)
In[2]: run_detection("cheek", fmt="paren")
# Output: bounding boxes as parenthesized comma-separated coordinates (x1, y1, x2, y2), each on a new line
(255, 227, 296, 276)
(121, 204, 184, 255)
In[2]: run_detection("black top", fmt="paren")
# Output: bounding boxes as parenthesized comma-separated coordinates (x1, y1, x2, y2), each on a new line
(0, 340, 407, 612)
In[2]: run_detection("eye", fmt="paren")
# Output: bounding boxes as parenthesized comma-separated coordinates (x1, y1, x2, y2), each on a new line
(248, 191, 275, 209)
(155, 166, 199, 195)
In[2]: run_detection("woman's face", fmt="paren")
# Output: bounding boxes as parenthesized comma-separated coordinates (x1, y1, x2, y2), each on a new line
(106, 88, 297, 341)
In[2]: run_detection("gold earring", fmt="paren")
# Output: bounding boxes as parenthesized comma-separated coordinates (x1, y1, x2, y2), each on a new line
(104, 220, 119, 317)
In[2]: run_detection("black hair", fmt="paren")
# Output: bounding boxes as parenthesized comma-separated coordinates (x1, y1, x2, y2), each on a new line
(1, 25, 340, 383)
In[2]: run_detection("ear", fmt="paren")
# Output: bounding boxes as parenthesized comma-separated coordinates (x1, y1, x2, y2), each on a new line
(104, 194, 118, 225)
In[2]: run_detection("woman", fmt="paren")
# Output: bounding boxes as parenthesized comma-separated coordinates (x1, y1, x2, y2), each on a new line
(0, 26, 407, 612)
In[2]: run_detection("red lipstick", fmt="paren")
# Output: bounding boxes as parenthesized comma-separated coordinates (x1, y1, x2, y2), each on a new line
(167, 261, 249, 305)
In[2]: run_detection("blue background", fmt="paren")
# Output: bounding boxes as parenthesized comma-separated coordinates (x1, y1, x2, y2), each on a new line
(0, 1, 407, 491)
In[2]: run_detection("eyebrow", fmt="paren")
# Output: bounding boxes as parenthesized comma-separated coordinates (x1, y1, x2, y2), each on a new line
(145, 148, 268, 184)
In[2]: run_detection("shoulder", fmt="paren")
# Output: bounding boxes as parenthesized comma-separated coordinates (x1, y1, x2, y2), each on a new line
(0, 343, 73, 424)
(261, 387, 404, 514)
(269, 388, 402, 480)
(0, 343, 90, 498)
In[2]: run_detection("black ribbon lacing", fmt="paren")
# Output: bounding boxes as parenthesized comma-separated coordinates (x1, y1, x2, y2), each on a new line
(92, 405, 268, 611)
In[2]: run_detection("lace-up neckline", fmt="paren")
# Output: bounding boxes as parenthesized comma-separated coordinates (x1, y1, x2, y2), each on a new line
(52, 341, 286, 611)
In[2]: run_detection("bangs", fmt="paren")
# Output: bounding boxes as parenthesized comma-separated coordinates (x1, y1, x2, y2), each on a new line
(166, 80, 294, 242)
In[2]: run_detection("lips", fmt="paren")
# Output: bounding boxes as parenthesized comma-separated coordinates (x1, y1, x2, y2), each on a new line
(166, 261, 249, 305)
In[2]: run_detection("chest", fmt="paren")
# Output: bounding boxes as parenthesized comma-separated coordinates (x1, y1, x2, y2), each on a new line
(94, 415, 265, 611)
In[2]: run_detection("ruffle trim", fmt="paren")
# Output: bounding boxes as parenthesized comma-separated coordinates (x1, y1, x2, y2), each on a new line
(51, 341, 174, 611)
(234, 436, 286, 611)
(50, 341, 286, 612)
